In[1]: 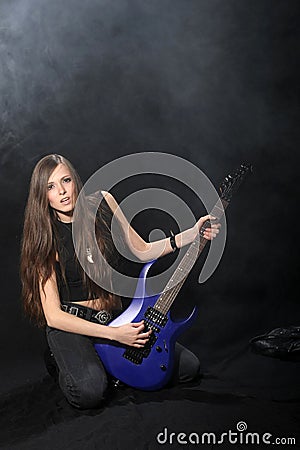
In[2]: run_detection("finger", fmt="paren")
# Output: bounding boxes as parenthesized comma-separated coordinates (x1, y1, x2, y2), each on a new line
(133, 320, 144, 326)
(203, 231, 218, 238)
(204, 231, 217, 240)
(138, 331, 151, 339)
(136, 338, 149, 345)
(199, 214, 214, 225)
(132, 321, 145, 328)
(205, 227, 220, 233)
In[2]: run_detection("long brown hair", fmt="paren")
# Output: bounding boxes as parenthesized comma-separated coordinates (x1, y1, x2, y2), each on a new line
(20, 154, 120, 327)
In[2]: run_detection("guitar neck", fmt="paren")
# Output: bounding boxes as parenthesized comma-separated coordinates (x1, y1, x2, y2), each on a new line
(154, 198, 229, 315)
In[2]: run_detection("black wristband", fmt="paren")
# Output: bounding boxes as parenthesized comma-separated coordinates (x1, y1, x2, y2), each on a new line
(170, 231, 178, 252)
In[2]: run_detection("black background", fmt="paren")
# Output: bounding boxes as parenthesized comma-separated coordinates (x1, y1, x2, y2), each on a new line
(0, 0, 299, 448)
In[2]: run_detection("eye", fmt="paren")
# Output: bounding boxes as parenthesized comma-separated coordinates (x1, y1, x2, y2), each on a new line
(63, 177, 72, 183)
(47, 184, 55, 190)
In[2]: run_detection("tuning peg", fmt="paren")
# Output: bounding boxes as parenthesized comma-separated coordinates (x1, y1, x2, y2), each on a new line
(241, 163, 253, 173)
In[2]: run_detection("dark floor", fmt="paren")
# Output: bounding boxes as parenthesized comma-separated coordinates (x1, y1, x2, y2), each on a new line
(1, 341, 300, 450)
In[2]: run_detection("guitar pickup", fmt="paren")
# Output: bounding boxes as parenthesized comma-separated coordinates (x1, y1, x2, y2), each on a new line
(144, 307, 168, 327)
(144, 319, 160, 334)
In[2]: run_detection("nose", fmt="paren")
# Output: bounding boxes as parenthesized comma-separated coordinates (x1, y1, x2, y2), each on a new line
(59, 183, 66, 195)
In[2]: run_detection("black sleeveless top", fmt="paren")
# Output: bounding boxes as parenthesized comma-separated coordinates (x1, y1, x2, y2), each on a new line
(55, 220, 97, 303)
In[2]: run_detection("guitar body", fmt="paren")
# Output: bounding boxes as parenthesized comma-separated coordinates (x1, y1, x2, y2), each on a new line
(94, 260, 198, 391)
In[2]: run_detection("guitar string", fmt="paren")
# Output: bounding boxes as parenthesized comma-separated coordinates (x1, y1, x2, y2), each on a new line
(156, 232, 207, 313)
(155, 198, 230, 315)
(156, 235, 206, 314)
(163, 237, 206, 313)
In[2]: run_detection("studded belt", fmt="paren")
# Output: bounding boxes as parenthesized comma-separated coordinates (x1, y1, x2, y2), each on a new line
(61, 302, 113, 325)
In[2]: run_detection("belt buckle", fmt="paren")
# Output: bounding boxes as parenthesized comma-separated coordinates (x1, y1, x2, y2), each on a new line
(70, 306, 79, 316)
(94, 310, 112, 325)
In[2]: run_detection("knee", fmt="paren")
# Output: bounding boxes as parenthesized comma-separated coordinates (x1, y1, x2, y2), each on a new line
(78, 382, 107, 409)
(188, 354, 201, 380)
(60, 373, 108, 409)
(178, 350, 201, 383)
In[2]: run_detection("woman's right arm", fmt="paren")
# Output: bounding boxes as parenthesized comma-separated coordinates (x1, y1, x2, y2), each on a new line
(39, 272, 151, 348)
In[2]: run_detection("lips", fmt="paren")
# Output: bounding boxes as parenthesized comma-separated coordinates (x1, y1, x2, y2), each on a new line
(61, 197, 71, 205)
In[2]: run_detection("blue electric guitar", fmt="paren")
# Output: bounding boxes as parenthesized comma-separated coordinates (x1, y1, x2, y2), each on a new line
(94, 164, 251, 390)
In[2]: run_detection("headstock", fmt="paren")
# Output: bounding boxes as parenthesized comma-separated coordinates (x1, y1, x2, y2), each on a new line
(219, 163, 252, 202)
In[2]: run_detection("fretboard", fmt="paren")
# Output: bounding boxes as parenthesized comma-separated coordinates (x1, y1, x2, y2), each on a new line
(154, 198, 229, 315)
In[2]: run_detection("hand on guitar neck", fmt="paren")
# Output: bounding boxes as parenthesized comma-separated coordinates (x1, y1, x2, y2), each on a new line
(175, 214, 221, 249)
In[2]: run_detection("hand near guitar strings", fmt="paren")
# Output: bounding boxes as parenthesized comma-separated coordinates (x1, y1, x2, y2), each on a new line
(197, 214, 221, 240)
(176, 214, 221, 249)
(111, 321, 152, 348)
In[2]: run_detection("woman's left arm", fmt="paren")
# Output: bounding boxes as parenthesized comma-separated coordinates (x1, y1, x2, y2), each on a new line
(101, 190, 220, 262)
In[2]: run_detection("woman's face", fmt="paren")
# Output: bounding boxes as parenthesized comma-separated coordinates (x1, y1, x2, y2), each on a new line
(47, 163, 75, 222)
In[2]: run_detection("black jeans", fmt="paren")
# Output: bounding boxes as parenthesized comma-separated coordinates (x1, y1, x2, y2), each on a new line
(46, 326, 200, 409)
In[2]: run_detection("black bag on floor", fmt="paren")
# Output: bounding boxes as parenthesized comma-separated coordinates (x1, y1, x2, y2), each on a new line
(249, 325, 300, 360)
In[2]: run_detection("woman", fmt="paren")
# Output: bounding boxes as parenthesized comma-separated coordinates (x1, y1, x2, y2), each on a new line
(21, 154, 220, 409)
